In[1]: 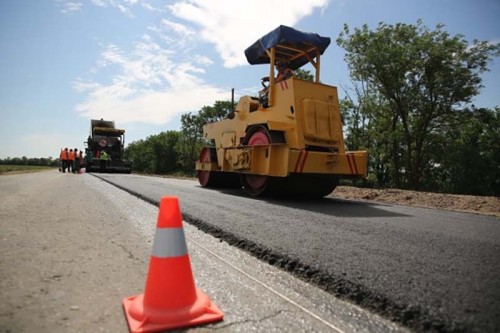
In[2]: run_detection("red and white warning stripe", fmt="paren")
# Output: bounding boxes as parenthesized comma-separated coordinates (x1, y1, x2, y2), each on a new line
(294, 150, 308, 173)
(346, 154, 359, 175)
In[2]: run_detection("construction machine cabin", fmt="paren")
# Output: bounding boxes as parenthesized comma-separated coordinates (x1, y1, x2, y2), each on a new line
(84, 119, 132, 173)
(195, 25, 367, 197)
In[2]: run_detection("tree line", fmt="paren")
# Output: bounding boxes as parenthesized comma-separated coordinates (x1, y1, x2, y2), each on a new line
(123, 101, 232, 175)
(0, 156, 59, 167)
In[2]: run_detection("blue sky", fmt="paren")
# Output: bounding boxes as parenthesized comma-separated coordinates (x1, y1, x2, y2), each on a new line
(0, 0, 499, 159)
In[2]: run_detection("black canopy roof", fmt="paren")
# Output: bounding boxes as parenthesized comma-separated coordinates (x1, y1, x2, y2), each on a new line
(244, 25, 331, 70)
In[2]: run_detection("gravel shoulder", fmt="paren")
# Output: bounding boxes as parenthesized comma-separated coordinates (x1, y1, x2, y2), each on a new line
(0, 171, 148, 333)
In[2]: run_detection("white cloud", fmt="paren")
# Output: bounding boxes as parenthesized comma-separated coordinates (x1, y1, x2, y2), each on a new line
(117, 4, 129, 14)
(154, 19, 198, 50)
(73, 80, 101, 93)
(74, 35, 227, 124)
(161, 19, 195, 37)
(75, 85, 229, 124)
(88, 0, 165, 15)
(193, 55, 214, 66)
(90, 0, 137, 17)
(142, 2, 164, 12)
(98, 44, 127, 67)
(90, 0, 108, 7)
(74, 0, 329, 125)
(58, 1, 83, 14)
(168, 0, 329, 68)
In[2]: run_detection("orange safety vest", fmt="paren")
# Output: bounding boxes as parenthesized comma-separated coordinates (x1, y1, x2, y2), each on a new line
(69, 151, 75, 161)
(60, 149, 68, 160)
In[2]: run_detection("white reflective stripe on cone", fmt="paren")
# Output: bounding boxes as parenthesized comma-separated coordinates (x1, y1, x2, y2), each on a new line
(152, 228, 188, 258)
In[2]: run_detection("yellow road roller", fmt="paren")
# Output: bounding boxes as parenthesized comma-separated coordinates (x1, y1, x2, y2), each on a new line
(195, 25, 367, 197)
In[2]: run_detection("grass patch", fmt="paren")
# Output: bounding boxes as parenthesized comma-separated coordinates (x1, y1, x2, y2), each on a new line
(0, 165, 56, 175)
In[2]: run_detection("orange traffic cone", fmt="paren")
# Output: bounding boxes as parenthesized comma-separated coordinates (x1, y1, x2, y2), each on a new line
(122, 196, 223, 333)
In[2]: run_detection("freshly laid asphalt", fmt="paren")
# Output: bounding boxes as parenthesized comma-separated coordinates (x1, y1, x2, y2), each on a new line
(95, 173, 500, 333)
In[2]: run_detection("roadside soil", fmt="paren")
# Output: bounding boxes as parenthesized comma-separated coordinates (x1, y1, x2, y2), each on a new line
(330, 186, 500, 217)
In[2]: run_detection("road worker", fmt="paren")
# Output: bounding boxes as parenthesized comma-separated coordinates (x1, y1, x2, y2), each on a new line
(259, 61, 294, 107)
(74, 148, 80, 174)
(275, 61, 294, 82)
(68, 149, 75, 173)
(99, 150, 109, 173)
(59, 148, 69, 173)
(78, 150, 84, 172)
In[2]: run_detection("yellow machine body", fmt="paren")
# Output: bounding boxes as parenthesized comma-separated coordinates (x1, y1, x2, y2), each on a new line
(195, 25, 367, 197)
(197, 79, 367, 178)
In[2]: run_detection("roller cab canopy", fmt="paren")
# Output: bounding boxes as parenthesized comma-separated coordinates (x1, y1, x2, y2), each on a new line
(93, 127, 125, 136)
(90, 118, 125, 136)
(91, 119, 115, 130)
(244, 25, 330, 83)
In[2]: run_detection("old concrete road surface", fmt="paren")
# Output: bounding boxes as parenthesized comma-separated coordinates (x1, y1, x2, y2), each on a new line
(0, 170, 406, 333)
(94, 173, 500, 333)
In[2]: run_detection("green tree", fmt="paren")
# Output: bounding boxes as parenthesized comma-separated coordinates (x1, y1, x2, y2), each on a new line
(0, 156, 57, 166)
(149, 131, 181, 174)
(199, 100, 233, 125)
(125, 100, 233, 175)
(294, 68, 314, 81)
(177, 112, 204, 173)
(177, 100, 233, 173)
(340, 80, 399, 187)
(428, 107, 500, 195)
(337, 20, 500, 189)
(124, 139, 153, 173)
(124, 131, 182, 174)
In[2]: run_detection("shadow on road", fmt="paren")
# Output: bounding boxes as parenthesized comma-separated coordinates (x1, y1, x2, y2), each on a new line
(208, 187, 410, 218)
(275, 197, 410, 218)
